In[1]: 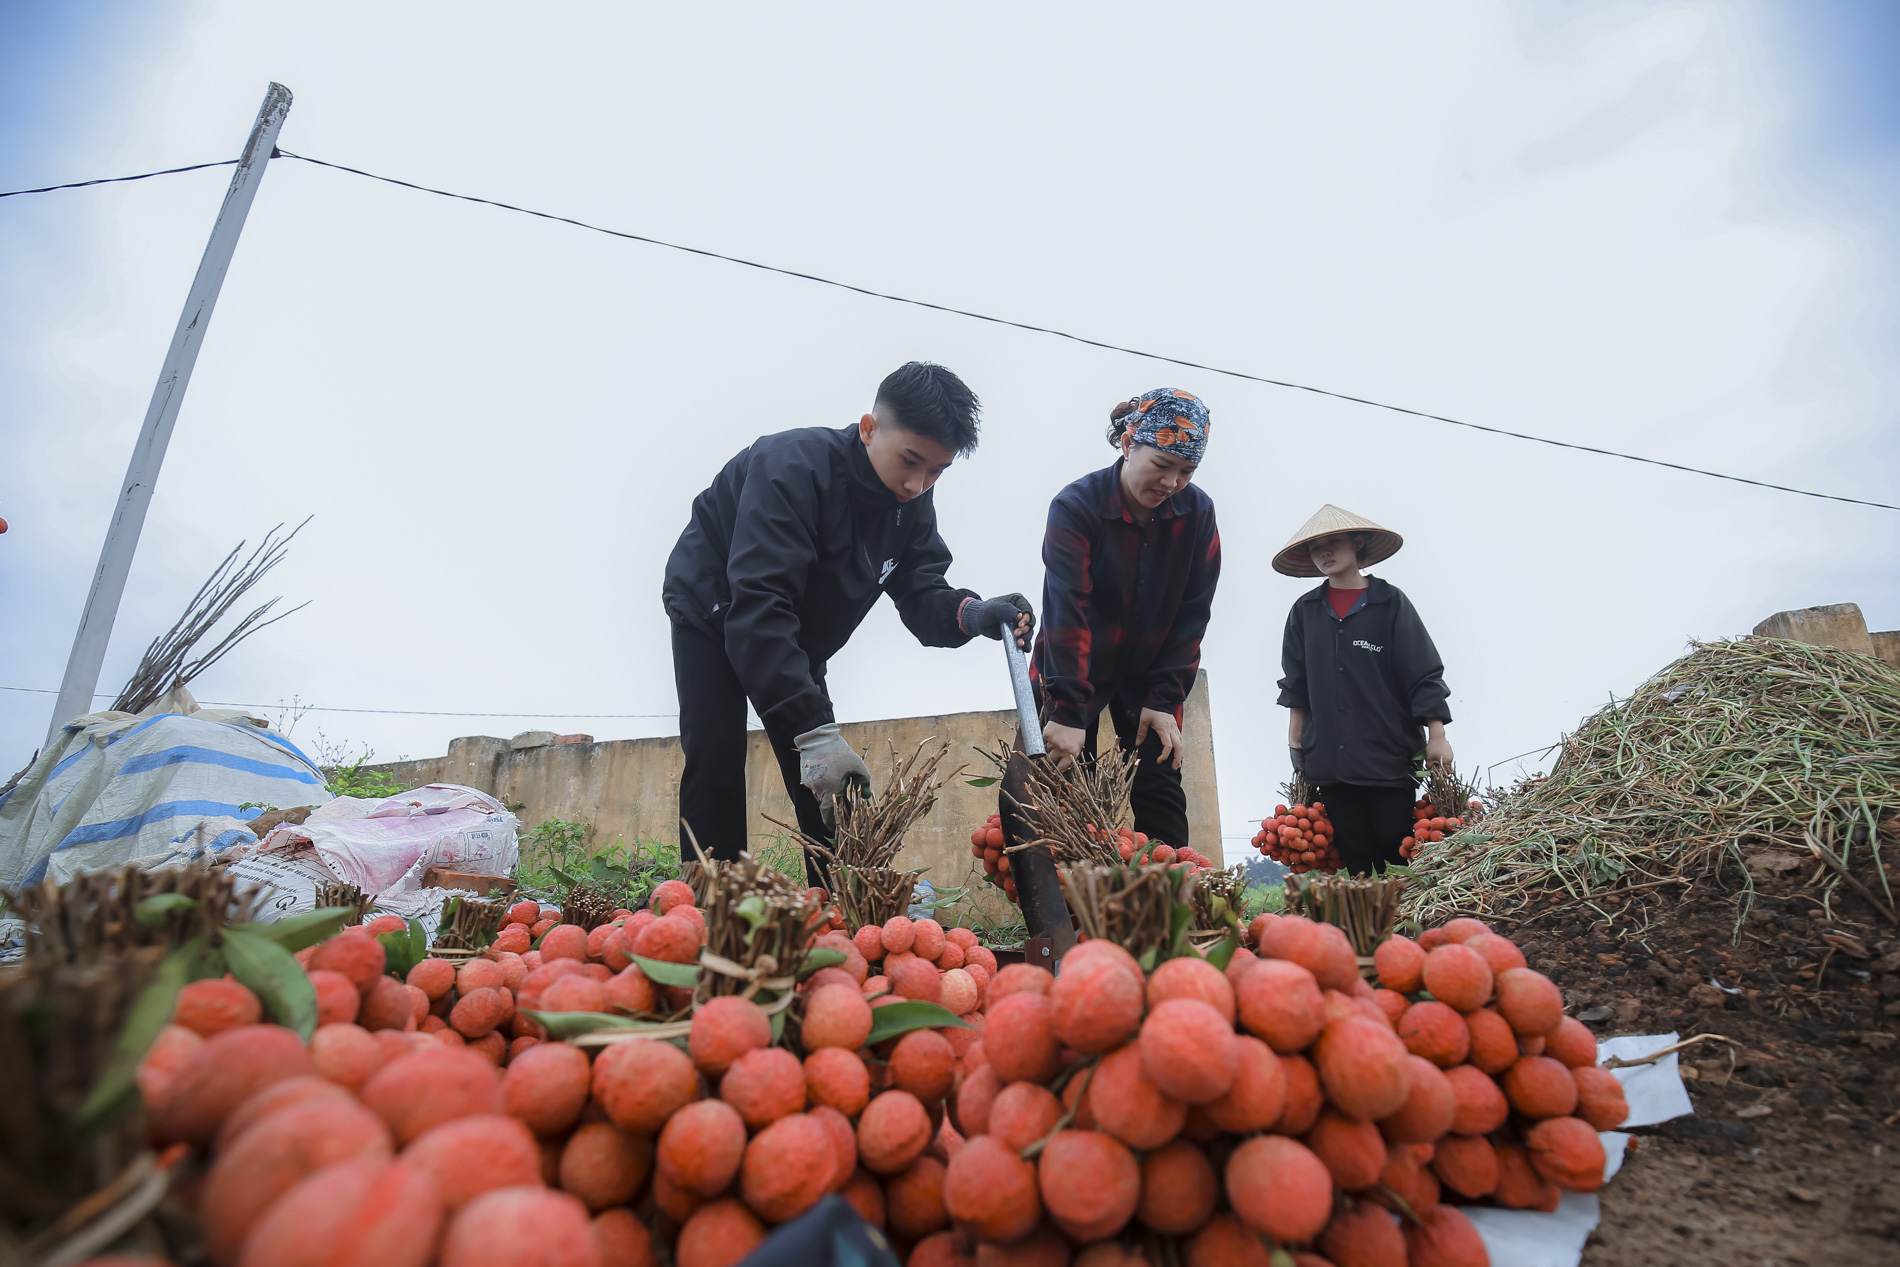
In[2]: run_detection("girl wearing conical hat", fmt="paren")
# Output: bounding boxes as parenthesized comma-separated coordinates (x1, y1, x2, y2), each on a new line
(1275, 506, 1452, 875)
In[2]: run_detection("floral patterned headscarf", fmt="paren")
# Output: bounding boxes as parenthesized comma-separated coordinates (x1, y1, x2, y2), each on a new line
(1124, 389, 1210, 464)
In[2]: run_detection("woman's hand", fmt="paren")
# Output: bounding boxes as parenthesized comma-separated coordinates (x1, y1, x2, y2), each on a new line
(1425, 720, 1454, 775)
(1136, 708, 1184, 770)
(1042, 721, 1086, 771)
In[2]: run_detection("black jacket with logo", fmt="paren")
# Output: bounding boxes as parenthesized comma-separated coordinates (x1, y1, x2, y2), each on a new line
(662, 426, 978, 739)
(1276, 577, 1451, 788)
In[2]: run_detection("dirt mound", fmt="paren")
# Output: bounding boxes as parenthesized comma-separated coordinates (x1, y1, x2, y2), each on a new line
(1504, 861, 1899, 1265)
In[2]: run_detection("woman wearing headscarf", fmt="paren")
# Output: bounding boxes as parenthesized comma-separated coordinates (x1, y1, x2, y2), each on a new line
(1029, 389, 1222, 852)
(1274, 505, 1453, 875)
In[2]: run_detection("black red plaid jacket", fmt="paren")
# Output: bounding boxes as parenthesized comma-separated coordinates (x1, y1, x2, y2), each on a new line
(1030, 460, 1222, 731)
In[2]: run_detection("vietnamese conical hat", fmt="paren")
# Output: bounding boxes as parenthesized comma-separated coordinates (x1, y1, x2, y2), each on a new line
(1273, 504, 1403, 577)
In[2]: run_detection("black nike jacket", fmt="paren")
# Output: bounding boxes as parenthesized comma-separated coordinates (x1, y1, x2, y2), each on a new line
(662, 425, 978, 738)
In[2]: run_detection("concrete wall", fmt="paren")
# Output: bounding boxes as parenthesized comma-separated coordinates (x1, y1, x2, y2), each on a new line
(364, 672, 1223, 912)
(1872, 631, 1900, 673)
(1753, 603, 1876, 657)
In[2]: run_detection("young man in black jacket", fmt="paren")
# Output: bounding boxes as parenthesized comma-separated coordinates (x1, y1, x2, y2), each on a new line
(662, 362, 1033, 883)
(1274, 504, 1452, 875)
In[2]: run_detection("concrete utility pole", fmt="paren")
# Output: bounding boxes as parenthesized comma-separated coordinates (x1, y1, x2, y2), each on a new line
(46, 83, 293, 746)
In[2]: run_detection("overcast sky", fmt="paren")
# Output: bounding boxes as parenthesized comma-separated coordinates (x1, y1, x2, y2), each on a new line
(3, 1, 1896, 859)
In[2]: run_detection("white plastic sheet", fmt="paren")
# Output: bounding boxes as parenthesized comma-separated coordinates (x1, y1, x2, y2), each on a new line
(258, 784, 518, 897)
(1597, 1031, 1697, 1127)
(1469, 1032, 1690, 1267)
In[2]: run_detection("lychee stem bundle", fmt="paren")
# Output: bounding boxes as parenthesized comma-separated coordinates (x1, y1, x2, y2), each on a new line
(558, 883, 619, 933)
(1427, 765, 1477, 819)
(430, 896, 504, 953)
(800, 738, 956, 871)
(1060, 862, 1192, 966)
(827, 863, 923, 933)
(1283, 873, 1405, 958)
(696, 853, 823, 1004)
(984, 741, 1137, 865)
(5, 860, 260, 962)
(313, 880, 369, 922)
(1188, 863, 1250, 936)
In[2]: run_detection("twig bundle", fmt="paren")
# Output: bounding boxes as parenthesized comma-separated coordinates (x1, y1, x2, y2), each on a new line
(697, 853, 822, 1003)
(3, 861, 258, 964)
(0, 867, 252, 1254)
(111, 519, 311, 716)
(796, 739, 956, 871)
(1285, 873, 1406, 956)
(315, 880, 369, 921)
(1189, 864, 1250, 934)
(1427, 766, 1477, 819)
(560, 883, 620, 932)
(1060, 863, 1190, 966)
(679, 860, 710, 907)
(432, 896, 505, 951)
(829, 864, 921, 932)
(0, 945, 170, 1255)
(988, 743, 1138, 865)
(1405, 638, 1900, 925)
(1284, 772, 1317, 810)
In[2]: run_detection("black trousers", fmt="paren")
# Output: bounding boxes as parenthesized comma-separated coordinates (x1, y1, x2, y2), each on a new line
(1081, 695, 1192, 853)
(1314, 781, 1415, 876)
(672, 621, 831, 888)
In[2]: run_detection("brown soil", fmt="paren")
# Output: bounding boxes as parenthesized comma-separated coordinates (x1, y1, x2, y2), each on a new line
(1494, 855, 1900, 1266)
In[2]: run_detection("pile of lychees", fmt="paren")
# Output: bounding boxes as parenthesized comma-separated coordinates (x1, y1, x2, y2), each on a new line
(131, 869, 1620, 1267)
(972, 813, 1218, 906)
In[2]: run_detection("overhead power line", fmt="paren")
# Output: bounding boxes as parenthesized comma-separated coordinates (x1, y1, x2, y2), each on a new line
(0, 159, 238, 199)
(0, 685, 676, 720)
(8, 152, 1896, 513)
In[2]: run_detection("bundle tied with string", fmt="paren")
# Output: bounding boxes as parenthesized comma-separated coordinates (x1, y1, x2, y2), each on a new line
(779, 739, 955, 930)
(1061, 863, 1194, 967)
(695, 852, 823, 1007)
(430, 895, 505, 954)
(1284, 872, 1407, 959)
(0, 863, 262, 1261)
(1189, 863, 1251, 937)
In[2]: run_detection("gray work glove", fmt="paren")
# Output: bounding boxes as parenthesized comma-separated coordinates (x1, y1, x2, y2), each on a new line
(1288, 745, 1306, 774)
(960, 593, 1036, 648)
(795, 723, 872, 821)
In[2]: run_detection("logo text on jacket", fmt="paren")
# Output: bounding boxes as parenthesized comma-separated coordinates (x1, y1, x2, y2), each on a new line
(1353, 639, 1383, 653)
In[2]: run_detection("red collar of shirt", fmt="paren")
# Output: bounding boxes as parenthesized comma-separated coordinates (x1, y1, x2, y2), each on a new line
(1327, 584, 1367, 619)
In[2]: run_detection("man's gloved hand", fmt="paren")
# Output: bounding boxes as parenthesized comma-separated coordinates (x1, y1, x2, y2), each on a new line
(1288, 744, 1306, 774)
(795, 723, 873, 815)
(961, 593, 1036, 649)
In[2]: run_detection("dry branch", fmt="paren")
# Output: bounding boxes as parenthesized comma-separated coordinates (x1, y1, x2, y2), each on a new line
(986, 742, 1137, 865)
(794, 739, 956, 871)
(111, 519, 311, 716)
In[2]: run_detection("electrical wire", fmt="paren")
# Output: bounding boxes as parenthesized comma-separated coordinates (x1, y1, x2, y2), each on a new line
(272, 148, 1900, 513)
(0, 685, 675, 719)
(6, 151, 1895, 512)
(0, 159, 237, 199)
